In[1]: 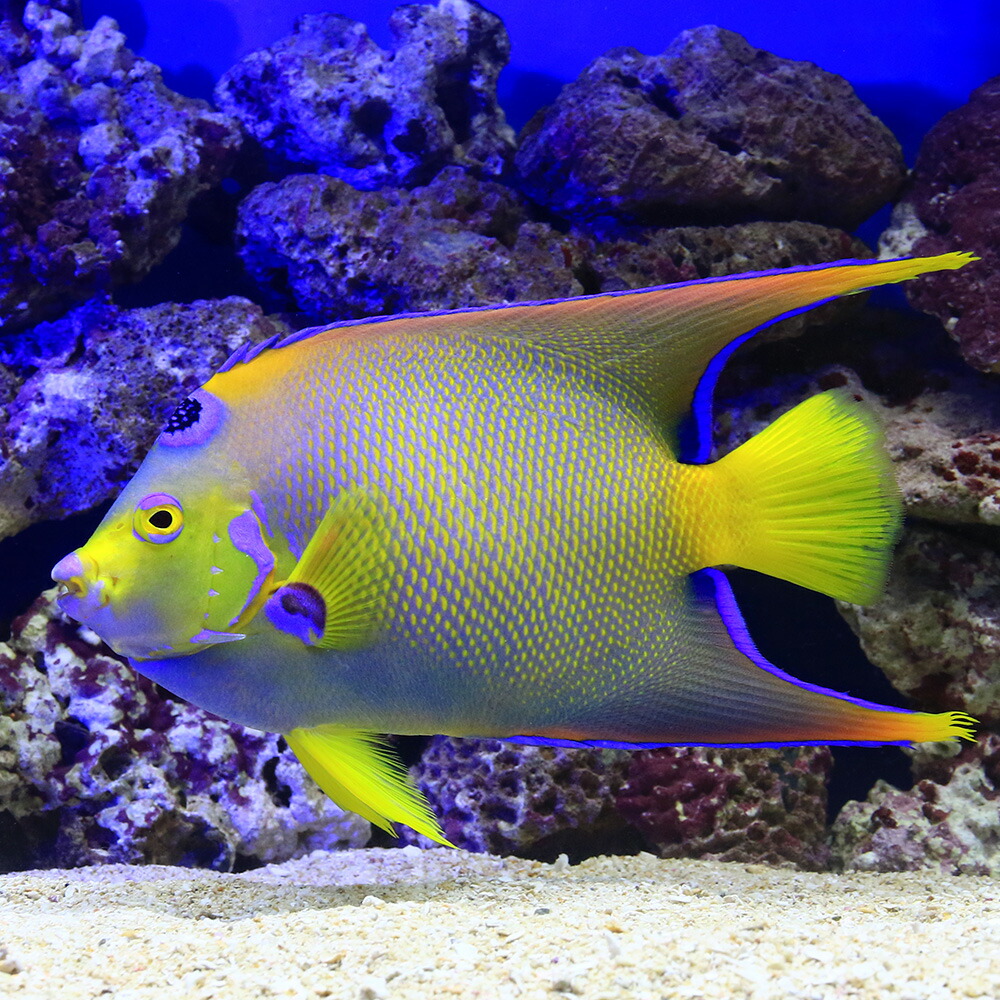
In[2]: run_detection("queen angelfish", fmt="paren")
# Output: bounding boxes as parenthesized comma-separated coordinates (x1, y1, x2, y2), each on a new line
(52, 252, 978, 846)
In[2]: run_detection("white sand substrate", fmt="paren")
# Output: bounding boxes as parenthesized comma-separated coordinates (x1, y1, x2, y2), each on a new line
(0, 847, 996, 1000)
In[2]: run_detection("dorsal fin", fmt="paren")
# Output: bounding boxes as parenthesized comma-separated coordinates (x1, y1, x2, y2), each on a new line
(220, 253, 976, 427)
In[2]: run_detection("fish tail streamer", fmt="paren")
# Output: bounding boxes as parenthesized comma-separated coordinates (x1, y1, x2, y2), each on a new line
(677, 388, 902, 604)
(285, 726, 453, 846)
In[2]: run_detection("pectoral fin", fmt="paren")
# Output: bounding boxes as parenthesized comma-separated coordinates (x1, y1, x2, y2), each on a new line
(286, 726, 453, 847)
(264, 489, 393, 649)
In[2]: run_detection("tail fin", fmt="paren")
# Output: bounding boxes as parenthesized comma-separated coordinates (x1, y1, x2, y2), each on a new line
(681, 389, 901, 603)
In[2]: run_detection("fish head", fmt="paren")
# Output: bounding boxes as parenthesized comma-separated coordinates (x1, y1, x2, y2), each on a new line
(51, 388, 278, 660)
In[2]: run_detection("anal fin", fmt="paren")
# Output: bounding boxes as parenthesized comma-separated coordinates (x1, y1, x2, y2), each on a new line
(508, 570, 976, 750)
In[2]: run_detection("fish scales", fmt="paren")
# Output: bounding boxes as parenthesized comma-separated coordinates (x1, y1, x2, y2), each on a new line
(212, 328, 687, 734)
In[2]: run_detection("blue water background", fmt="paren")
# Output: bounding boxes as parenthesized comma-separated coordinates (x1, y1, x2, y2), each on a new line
(82, 0, 999, 160)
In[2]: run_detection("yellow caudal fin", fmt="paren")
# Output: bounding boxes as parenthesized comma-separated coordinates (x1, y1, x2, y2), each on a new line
(681, 389, 902, 603)
(286, 726, 454, 847)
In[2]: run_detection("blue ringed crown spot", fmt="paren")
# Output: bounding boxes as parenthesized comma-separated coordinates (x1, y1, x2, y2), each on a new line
(133, 493, 184, 544)
(160, 388, 225, 447)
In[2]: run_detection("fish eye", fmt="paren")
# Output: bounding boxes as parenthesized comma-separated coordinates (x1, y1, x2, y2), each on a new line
(133, 493, 184, 544)
(149, 509, 174, 529)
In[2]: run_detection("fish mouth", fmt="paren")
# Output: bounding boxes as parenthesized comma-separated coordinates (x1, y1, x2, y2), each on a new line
(51, 550, 110, 623)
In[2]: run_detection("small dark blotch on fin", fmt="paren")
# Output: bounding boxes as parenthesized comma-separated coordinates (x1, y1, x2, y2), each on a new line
(265, 582, 326, 645)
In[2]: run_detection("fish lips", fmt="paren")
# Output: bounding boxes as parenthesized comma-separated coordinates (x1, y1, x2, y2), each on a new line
(54, 577, 109, 628)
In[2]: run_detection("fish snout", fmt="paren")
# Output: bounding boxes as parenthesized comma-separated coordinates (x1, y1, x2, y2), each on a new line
(52, 551, 87, 593)
(51, 550, 108, 620)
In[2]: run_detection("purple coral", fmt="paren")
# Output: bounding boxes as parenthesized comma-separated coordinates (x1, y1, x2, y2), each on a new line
(0, 297, 287, 541)
(402, 736, 632, 856)
(0, 3, 241, 332)
(617, 746, 833, 869)
(0, 591, 368, 871)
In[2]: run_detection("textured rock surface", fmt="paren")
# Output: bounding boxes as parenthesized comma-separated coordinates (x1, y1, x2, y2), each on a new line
(235, 167, 584, 320)
(587, 221, 868, 346)
(831, 736, 1000, 875)
(880, 77, 1000, 373)
(0, 297, 286, 542)
(0, 590, 369, 871)
(710, 309, 1000, 528)
(401, 736, 632, 856)
(0, 3, 241, 332)
(215, 1, 514, 189)
(839, 525, 1000, 724)
(616, 747, 833, 870)
(236, 163, 869, 326)
(515, 25, 904, 229)
(880, 374, 1000, 529)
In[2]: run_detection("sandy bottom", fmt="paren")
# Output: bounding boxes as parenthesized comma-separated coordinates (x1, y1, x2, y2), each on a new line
(0, 848, 996, 999)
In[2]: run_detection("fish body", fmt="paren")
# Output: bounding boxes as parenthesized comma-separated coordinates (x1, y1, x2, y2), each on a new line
(53, 254, 978, 844)
(121, 328, 683, 739)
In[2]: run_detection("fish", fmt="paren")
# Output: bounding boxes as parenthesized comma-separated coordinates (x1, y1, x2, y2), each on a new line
(52, 252, 978, 846)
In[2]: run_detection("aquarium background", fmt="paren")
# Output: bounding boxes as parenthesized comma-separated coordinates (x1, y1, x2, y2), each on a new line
(55, 0, 993, 811)
(83, 0, 998, 151)
(1, 0, 997, 867)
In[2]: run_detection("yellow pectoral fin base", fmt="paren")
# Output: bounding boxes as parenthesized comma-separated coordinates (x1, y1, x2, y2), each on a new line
(265, 489, 393, 649)
(682, 388, 903, 604)
(285, 726, 454, 847)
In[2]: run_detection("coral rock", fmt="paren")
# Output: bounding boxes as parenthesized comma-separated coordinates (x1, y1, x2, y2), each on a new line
(616, 746, 833, 870)
(515, 25, 904, 229)
(878, 368, 1000, 529)
(839, 524, 1000, 724)
(215, 1, 515, 189)
(880, 77, 1000, 372)
(702, 282, 1000, 532)
(588, 221, 869, 344)
(0, 3, 242, 331)
(0, 590, 368, 871)
(402, 736, 632, 856)
(0, 297, 287, 541)
(831, 736, 1000, 875)
(236, 159, 871, 327)
(235, 167, 586, 320)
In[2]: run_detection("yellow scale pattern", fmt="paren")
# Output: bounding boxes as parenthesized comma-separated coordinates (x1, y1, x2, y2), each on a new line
(243, 329, 694, 733)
